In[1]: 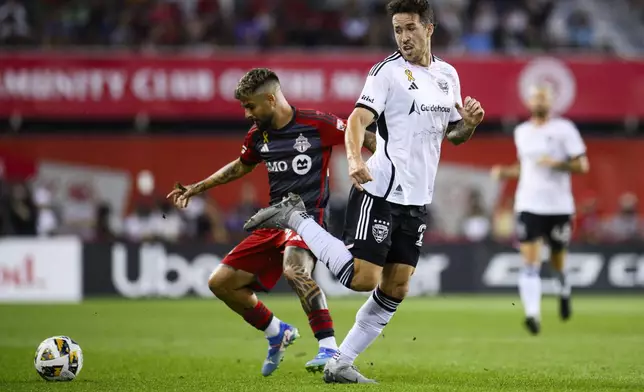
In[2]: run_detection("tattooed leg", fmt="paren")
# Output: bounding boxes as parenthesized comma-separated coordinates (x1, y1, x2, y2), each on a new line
(283, 246, 337, 349)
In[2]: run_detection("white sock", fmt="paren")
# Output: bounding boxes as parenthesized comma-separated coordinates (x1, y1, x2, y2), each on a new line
(319, 336, 338, 350)
(264, 316, 282, 338)
(288, 213, 354, 287)
(336, 287, 401, 364)
(518, 264, 542, 319)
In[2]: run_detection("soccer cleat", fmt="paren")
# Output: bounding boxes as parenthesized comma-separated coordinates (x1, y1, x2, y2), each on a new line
(305, 347, 338, 373)
(261, 322, 300, 377)
(322, 357, 377, 384)
(560, 296, 572, 321)
(524, 317, 541, 336)
(243, 193, 306, 232)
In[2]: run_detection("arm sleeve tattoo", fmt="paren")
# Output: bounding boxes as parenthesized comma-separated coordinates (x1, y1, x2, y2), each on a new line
(362, 131, 377, 153)
(191, 159, 255, 194)
(445, 120, 476, 145)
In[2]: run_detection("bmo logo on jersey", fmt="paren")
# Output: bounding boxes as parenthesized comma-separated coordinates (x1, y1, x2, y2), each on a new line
(266, 161, 289, 173)
(292, 154, 312, 175)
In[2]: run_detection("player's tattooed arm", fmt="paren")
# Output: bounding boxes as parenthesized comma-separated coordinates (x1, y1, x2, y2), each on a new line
(283, 247, 328, 313)
(445, 120, 476, 145)
(169, 158, 256, 208)
(190, 159, 256, 194)
(447, 97, 484, 145)
(362, 130, 377, 153)
(539, 155, 589, 174)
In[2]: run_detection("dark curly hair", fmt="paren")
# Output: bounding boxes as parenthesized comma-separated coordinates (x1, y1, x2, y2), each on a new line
(386, 0, 434, 25)
(234, 68, 280, 100)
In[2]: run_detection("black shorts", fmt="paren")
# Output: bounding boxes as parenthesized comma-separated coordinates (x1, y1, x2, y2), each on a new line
(516, 211, 573, 251)
(342, 187, 428, 268)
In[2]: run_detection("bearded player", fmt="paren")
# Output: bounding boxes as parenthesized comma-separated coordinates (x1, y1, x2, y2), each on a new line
(492, 84, 589, 335)
(244, 0, 484, 383)
(167, 68, 377, 376)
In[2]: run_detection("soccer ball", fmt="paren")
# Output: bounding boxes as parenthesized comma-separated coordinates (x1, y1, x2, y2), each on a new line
(34, 336, 83, 381)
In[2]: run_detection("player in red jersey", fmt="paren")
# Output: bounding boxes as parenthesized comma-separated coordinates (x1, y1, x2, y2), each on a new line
(167, 68, 377, 376)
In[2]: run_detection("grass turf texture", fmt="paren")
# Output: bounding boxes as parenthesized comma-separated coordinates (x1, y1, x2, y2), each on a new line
(0, 296, 643, 391)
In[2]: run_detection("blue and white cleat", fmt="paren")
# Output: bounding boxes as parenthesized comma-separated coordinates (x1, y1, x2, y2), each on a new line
(261, 322, 300, 377)
(305, 347, 338, 373)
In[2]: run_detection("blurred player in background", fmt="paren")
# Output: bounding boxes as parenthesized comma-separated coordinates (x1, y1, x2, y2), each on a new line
(167, 68, 377, 376)
(492, 84, 589, 335)
(244, 0, 484, 383)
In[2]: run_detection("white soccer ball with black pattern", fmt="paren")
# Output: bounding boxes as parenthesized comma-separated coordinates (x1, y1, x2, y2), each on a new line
(34, 336, 83, 381)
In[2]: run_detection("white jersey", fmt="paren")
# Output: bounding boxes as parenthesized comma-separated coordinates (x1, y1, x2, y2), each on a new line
(355, 51, 463, 206)
(514, 118, 587, 215)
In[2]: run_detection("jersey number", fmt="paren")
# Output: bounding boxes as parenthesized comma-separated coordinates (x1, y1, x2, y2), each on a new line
(551, 223, 572, 244)
(416, 224, 427, 247)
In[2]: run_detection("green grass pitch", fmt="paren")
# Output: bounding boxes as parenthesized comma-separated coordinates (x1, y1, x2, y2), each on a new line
(1, 295, 643, 391)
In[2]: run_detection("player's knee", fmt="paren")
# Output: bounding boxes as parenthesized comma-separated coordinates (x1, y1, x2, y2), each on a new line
(379, 279, 410, 300)
(519, 242, 541, 264)
(389, 282, 409, 299)
(350, 272, 379, 292)
(208, 267, 232, 298)
(349, 258, 381, 291)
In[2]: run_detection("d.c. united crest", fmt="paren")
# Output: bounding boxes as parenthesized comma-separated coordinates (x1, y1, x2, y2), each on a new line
(372, 219, 390, 243)
(437, 79, 449, 94)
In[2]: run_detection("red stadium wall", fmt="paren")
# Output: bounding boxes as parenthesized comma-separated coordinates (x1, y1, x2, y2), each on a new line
(1, 53, 643, 122)
(1, 136, 642, 214)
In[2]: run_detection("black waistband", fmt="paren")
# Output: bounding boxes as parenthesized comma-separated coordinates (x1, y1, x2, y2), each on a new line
(390, 202, 427, 217)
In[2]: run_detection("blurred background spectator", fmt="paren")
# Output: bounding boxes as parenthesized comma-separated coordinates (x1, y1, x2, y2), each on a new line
(604, 193, 643, 242)
(0, 0, 628, 54)
(460, 189, 491, 242)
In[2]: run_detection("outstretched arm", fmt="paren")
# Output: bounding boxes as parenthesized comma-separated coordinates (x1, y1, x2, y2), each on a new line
(189, 158, 256, 194)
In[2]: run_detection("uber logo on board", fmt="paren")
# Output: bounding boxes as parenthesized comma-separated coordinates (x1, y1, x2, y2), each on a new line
(110, 243, 221, 298)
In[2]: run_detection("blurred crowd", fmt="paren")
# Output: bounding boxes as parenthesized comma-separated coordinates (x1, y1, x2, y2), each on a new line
(628, 0, 644, 24)
(0, 177, 259, 244)
(0, 0, 609, 53)
(2, 178, 643, 244)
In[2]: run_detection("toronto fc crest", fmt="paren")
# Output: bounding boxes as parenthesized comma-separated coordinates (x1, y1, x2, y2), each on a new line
(293, 134, 311, 153)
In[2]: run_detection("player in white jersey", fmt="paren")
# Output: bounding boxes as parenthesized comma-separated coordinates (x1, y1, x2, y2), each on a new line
(243, 0, 484, 383)
(491, 85, 589, 335)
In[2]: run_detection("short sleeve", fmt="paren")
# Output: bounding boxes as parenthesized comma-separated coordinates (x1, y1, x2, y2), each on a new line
(449, 69, 463, 124)
(240, 129, 262, 165)
(355, 66, 390, 120)
(562, 121, 586, 158)
(513, 125, 522, 159)
(317, 113, 347, 147)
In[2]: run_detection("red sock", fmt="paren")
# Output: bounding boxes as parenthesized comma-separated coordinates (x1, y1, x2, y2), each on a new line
(243, 301, 274, 331)
(307, 309, 334, 341)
